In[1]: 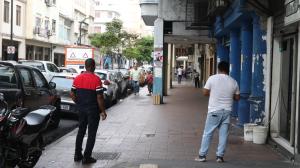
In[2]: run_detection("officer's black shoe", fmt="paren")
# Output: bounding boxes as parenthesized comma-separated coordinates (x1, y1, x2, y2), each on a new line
(82, 157, 97, 164)
(74, 154, 83, 162)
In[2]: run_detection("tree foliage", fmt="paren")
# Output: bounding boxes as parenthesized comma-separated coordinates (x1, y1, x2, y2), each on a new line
(123, 36, 154, 63)
(89, 19, 153, 63)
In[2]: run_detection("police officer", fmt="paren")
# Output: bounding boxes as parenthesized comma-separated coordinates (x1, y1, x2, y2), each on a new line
(71, 58, 107, 164)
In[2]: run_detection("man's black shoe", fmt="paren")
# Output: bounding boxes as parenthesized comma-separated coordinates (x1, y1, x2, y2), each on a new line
(82, 157, 97, 164)
(74, 154, 83, 162)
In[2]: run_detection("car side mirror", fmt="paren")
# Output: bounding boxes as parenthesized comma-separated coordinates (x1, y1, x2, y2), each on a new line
(49, 82, 56, 89)
(0, 93, 4, 102)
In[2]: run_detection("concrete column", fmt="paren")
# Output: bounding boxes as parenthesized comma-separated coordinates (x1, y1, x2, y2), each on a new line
(238, 20, 253, 125)
(230, 29, 241, 117)
(250, 14, 266, 123)
(217, 38, 229, 63)
(183, 60, 186, 70)
(167, 43, 172, 89)
(19, 40, 26, 60)
(172, 44, 176, 85)
(153, 18, 164, 103)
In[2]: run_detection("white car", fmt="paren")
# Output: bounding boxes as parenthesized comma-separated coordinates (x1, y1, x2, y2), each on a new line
(19, 60, 60, 82)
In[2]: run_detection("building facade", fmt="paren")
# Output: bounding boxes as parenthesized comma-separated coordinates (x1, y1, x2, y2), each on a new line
(143, 0, 299, 161)
(0, 0, 27, 60)
(0, 0, 95, 66)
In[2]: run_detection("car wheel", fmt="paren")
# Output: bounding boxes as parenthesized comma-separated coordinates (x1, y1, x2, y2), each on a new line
(49, 100, 61, 129)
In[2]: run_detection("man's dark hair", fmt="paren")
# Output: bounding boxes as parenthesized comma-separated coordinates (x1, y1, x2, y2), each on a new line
(218, 61, 229, 74)
(85, 58, 96, 72)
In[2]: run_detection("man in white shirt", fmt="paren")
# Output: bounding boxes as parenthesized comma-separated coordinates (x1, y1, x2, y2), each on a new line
(177, 66, 183, 84)
(130, 65, 141, 95)
(195, 61, 240, 163)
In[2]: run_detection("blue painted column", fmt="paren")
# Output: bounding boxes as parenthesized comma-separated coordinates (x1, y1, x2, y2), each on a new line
(249, 14, 266, 123)
(238, 20, 253, 125)
(217, 38, 229, 63)
(229, 30, 241, 117)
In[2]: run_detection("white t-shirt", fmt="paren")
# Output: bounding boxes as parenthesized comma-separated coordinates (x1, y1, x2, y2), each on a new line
(204, 74, 240, 113)
(177, 68, 183, 76)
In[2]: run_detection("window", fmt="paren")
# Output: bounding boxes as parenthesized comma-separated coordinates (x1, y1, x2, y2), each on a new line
(0, 64, 17, 88)
(16, 5, 21, 26)
(52, 0, 56, 5)
(107, 11, 113, 18)
(94, 26, 101, 33)
(52, 19, 56, 33)
(33, 70, 47, 88)
(45, 19, 50, 30)
(46, 63, 59, 73)
(35, 17, 41, 27)
(95, 11, 101, 18)
(19, 68, 34, 87)
(4, 1, 9, 23)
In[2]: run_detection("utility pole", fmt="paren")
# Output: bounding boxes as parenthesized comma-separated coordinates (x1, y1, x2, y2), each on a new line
(8, 0, 15, 61)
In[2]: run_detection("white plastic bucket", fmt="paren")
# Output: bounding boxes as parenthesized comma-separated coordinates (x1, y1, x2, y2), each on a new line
(244, 123, 257, 141)
(253, 126, 268, 144)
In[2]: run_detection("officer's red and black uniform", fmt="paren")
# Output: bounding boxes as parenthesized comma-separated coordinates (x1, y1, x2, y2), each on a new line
(71, 72, 104, 158)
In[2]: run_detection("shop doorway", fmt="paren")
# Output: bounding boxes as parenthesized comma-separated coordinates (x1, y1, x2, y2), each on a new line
(280, 36, 298, 146)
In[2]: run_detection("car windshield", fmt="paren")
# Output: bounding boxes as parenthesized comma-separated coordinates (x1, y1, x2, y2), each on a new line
(95, 72, 107, 80)
(47, 63, 60, 73)
(51, 77, 73, 90)
(21, 62, 46, 72)
(0, 64, 17, 88)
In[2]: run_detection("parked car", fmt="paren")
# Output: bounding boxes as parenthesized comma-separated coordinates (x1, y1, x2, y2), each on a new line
(59, 67, 79, 74)
(0, 61, 61, 128)
(95, 69, 119, 105)
(110, 70, 130, 96)
(19, 60, 60, 82)
(50, 74, 77, 115)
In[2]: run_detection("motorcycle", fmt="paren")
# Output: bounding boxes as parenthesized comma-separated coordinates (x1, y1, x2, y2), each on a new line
(0, 93, 56, 168)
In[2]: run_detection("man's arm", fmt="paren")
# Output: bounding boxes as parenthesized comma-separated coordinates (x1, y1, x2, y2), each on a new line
(202, 88, 210, 96)
(97, 94, 107, 120)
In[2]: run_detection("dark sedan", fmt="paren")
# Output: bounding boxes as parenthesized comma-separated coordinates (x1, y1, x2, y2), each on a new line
(0, 61, 61, 128)
(50, 74, 77, 115)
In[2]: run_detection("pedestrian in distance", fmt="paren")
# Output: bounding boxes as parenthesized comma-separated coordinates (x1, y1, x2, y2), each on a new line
(177, 66, 183, 84)
(130, 65, 141, 95)
(195, 61, 240, 163)
(71, 58, 107, 164)
(146, 71, 153, 96)
(193, 69, 200, 88)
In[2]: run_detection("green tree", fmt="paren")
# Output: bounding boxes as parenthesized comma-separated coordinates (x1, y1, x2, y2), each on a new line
(89, 19, 137, 55)
(123, 36, 154, 63)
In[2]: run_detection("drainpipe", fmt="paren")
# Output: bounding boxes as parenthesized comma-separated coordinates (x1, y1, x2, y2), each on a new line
(249, 14, 266, 123)
(238, 20, 253, 126)
(229, 29, 241, 117)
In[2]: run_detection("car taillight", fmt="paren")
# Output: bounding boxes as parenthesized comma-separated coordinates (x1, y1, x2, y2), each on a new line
(104, 80, 110, 85)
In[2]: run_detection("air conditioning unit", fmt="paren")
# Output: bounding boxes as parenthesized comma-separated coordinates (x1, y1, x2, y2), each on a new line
(45, 0, 52, 7)
(33, 26, 40, 34)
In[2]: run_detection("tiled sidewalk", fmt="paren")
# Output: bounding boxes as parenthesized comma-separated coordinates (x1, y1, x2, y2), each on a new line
(36, 83, 289, 168)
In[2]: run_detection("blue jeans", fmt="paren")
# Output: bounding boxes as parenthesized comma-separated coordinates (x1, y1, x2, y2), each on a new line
(133, 81, 139, 93)
(199, 110, 231, 157)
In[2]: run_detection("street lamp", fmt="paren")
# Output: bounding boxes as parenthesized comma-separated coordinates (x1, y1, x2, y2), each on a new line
(78, 17, 90, 45)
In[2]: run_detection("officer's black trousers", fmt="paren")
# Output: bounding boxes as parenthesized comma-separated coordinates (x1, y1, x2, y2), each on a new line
(75, 110, 100, 157)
